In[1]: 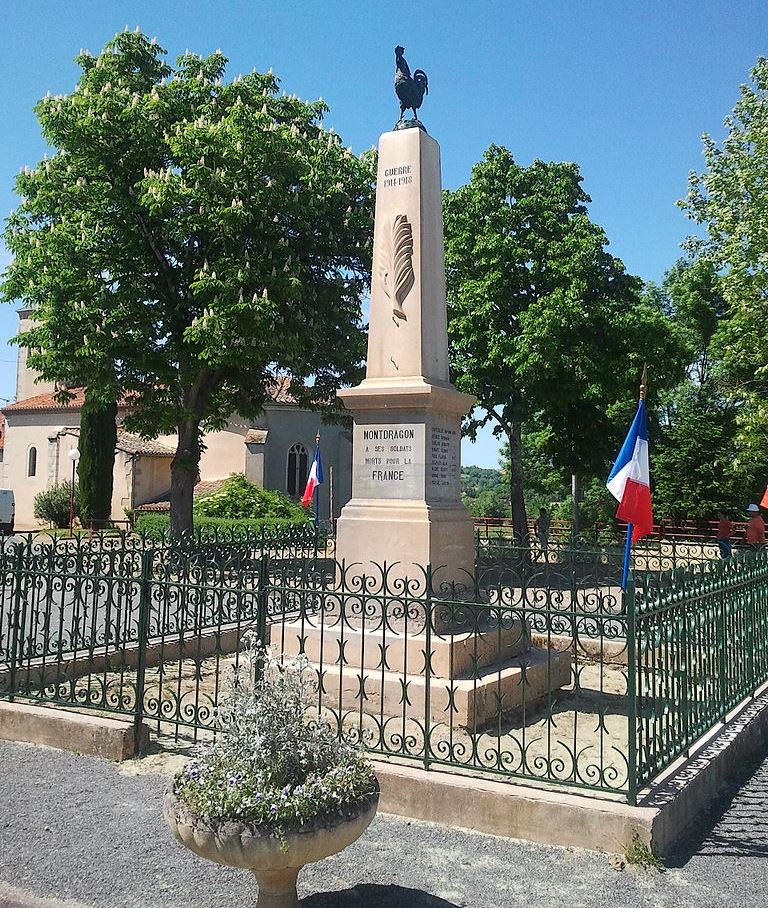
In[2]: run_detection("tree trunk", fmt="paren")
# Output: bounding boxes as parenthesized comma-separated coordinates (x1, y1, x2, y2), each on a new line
(571, 472, 580, 542)
(78, 393, 118, 530)
(170, 417, 201, 537)
(507, 422, 528, 546)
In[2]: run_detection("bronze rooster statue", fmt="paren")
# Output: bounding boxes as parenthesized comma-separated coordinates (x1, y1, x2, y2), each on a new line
(394, 45, 428, 122)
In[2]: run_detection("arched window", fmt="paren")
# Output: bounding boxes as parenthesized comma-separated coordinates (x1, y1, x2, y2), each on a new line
(27, 446, 37, 478)
(286, 443, 308, 497)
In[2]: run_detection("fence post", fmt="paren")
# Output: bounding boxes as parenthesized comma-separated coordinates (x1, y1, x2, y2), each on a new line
(681, 582, 690, 755)
(626, 573, 638, 806)
(133, 548, 153, 754)
(423, 565, 432, 771)
(7, 544, 26, 702)
(718, 578, 727, 725)
(254, 554, 270, 684)
(748, 561, 756, 698)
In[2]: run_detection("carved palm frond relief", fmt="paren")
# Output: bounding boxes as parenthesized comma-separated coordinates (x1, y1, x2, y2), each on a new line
(378, 214, 415, 320)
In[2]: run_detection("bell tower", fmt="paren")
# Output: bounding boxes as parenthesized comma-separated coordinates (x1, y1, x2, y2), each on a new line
(15, 307, 56, 402)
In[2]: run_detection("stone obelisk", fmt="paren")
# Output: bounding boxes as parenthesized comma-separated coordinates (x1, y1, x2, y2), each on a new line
(335, 123, 475, 585)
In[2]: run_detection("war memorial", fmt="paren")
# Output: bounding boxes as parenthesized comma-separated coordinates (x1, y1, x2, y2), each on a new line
(270, 47, 572, 729)
(1, 42, 768, 880)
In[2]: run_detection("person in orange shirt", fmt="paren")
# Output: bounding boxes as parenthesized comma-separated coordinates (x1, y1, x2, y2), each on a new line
(745, 504, 766, 551)
(717, 511, 734, 559)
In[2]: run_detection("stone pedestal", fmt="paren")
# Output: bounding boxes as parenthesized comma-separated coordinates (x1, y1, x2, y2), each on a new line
(272, 127, 570, 730)
(335, 126, 475, 587)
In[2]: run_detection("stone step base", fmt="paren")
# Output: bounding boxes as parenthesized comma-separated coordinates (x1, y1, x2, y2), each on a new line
(272, 636, 571, 729)
(272, 618, 528, 678)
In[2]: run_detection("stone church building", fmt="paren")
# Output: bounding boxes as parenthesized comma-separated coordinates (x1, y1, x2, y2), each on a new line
(1, 307, 352, 529)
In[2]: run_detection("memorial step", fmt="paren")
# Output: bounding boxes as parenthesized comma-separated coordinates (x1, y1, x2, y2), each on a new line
(271, 617, 529, 679)
(270, 624, 571, 728)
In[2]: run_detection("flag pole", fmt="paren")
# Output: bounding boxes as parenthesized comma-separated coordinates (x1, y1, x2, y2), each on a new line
(314, 431, 320, 529)
(621, 523, 633, 591)
(621, 365, 648, 591)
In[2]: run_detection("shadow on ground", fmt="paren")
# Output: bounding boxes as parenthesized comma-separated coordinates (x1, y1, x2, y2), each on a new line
(667, 745, 768, 866)
(302, 884, 461, 907)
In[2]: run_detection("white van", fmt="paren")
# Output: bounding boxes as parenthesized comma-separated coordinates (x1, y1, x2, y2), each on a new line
(0, 490, 15, 535)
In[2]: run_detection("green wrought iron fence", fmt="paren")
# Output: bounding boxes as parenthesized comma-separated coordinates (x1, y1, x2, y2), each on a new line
(265, 557, 630, 795)
(2, 529, 765, 802)
(0, 534, 631, 796)
(0, 528, 323, 746)
(631, 550, 768, 794)
(475, 530, 720, 581)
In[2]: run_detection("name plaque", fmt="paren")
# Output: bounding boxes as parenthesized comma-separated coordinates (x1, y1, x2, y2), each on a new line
(427, 423, 460, 500)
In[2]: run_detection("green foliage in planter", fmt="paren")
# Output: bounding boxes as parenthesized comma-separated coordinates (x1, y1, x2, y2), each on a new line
(173, 637, 378, 846)
(33, 481, 79, 528)
(193, 474, 308, 522)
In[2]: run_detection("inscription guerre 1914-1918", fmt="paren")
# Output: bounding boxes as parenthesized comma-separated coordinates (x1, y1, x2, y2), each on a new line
(382, 164, 413, 188)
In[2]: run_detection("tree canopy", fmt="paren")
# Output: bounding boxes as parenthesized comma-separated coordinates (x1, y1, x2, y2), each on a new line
(2, 30, 376, 533)
(646, 258, 768, 521)
(443, 146, 686, 540)
(683, 56, 768, 467)
(460, 465, 510, 519)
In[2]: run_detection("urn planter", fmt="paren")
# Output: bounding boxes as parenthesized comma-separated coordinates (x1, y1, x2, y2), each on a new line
(164, 788, 379, 908)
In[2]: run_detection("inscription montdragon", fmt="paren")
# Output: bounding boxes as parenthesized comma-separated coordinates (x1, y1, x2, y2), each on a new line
(363, 429, 415, 440)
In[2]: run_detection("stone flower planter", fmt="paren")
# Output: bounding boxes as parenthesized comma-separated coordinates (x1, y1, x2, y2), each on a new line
(164, 788, 379, 908)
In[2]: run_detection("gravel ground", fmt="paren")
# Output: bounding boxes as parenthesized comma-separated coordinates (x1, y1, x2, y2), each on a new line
(0, 740, 766, 908)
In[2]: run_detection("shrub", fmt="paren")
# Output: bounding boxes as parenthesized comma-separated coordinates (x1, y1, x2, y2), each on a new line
(134, 512, 310, 542)
(33, 481, 79, 528)
(173, 636, 378, 845)
(133, 476, 311, 541)
(193, 474, 308, 522)
(133, 512, 172, 540)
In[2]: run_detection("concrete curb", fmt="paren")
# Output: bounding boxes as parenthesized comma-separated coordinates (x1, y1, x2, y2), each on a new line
(2, 685, 767, 856)
(0, 701, 149, 761)
(374, 761, 655, 854)
(374, 687, 768, 857)
(642, 689, 768, 855)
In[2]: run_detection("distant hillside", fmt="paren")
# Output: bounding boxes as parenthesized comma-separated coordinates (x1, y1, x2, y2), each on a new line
(461, 466, 509, 518)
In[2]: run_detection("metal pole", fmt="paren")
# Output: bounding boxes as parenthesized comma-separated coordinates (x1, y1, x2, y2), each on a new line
(8, 544, 25, 701)
(571, 473, 580, 542)
(314, 431, 320, 529)
(254, 554, 270, 685)
(133, 549, 153, 754)
(626, 572, 638, 805)
(423, 564, 432, 771)
(621, 522, 633, 591)
(69, 458, 75, 533)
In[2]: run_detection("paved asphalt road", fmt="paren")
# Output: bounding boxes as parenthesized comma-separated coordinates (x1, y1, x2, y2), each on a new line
(0, 740, 767, 908)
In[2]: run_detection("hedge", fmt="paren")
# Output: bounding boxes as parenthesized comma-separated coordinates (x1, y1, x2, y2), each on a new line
(133, 511, 311, 542)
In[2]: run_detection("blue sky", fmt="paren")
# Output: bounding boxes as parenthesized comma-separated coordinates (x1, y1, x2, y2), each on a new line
(1, 0, 765, 467)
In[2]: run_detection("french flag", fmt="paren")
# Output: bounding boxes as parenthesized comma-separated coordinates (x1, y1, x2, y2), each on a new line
(606, 399, 654, 542)
(301, 442, 323, 509)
